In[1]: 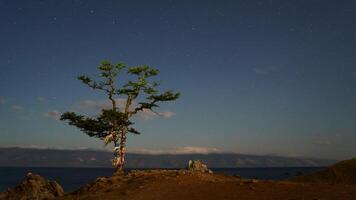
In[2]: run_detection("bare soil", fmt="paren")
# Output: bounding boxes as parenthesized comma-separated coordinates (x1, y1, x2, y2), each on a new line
(57, 169, 356, 200)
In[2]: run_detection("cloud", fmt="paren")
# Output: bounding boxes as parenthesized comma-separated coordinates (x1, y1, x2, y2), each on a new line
(11, 105, 24, 112)
(129, 146, 224, 154)
(37, 97, 47, 102)
(314, 139, 331, 145)
(0, 145, 104, 151)
(313, 133, 342, 146)
(0, 145, 224, 155)
(73, 99, 175, 120)
(43, 110, 61, 120)
(0, 97, 6, 105)
(158, 111, 174, 118)
(73, 98, 126, 112)
(137, 109, 157, 120)
(136, 109, 174, 120)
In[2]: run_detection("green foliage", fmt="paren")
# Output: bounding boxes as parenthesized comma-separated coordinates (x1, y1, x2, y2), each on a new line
(60, 109, 132, 138)
(60, 60, 179, 169)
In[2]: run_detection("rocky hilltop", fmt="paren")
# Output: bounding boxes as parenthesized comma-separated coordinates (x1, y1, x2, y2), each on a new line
(292, 157, 356, 184)
(2, 159, 356, 200)
(0, 172, 64, 200)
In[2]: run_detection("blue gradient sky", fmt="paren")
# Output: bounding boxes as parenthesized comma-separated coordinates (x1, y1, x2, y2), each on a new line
(1, 0, 356, 159)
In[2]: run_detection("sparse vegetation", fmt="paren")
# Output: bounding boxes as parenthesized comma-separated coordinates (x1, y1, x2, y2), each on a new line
(60, 60, 179, 170)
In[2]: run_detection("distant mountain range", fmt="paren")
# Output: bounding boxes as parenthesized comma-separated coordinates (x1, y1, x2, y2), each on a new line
(0, 147, 336, 168)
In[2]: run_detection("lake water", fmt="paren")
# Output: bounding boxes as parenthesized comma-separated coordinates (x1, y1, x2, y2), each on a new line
(0, 167, 323, 192)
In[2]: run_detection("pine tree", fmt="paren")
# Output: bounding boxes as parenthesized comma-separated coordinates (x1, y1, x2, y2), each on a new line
(60, 60, 180, 171)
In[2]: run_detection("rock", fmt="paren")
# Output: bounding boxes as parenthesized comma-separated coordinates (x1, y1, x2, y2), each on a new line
(187, 160, 212, 173)
(243, 179, 259, 184)
(234, 175, 242, 179)
(0, 172, 64, 200)
(95, 177, 109, 182)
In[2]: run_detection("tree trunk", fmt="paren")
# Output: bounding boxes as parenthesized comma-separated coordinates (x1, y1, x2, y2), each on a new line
(116, 127, 127, 171)
(116, 94, 131, 171)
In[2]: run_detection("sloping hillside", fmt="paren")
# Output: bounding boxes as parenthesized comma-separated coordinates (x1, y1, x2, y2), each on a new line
(58, 170, 356, 200)
(292, 158, 356, 184)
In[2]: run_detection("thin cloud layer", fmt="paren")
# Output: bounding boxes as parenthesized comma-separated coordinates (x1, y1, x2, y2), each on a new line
(37, 97, 47, 102)
(129, 146, 224, 154)
(0, 145, 102, 151)
(313, 133, 343, 146)
(158, 111, 175, 118)
(11, 105, 24, 112)
(0, 97, 7, 105)
(43, 110, 61, 120)
(0, 145, 224, 155)
(73, 98, 127, 113)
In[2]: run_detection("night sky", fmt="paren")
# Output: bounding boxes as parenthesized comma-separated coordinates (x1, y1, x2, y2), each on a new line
(1, 0, 356, 160)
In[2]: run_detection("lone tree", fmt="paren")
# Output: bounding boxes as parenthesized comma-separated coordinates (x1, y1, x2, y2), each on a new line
(60, 60, 180, 170)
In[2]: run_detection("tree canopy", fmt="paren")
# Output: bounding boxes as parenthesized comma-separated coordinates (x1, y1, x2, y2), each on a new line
(61, 60, 180, 170)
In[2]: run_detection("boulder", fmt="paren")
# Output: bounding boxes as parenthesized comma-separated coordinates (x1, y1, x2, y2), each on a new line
(187, 160, 213, 173)
(0, 172, 64, 200)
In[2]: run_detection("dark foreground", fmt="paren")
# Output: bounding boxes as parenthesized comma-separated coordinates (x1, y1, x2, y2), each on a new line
(57, 170, 356, 200)
(0, 167, 324, 192)
(2, 170, 356, 200)
(2, 158, 356, 200)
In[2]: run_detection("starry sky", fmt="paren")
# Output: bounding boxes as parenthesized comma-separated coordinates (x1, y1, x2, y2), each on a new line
(0, 0, 356, 160)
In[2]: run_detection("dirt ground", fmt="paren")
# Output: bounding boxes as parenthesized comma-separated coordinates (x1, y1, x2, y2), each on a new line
(58, 170, 356, 200)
